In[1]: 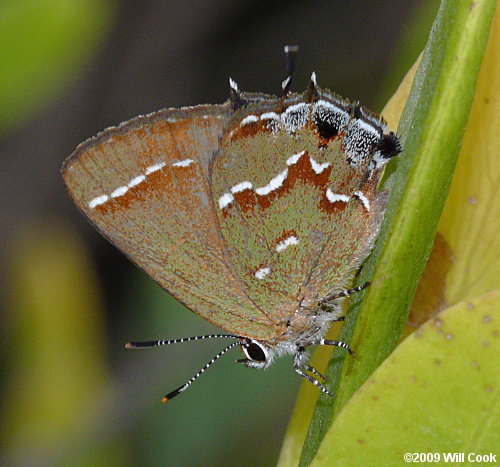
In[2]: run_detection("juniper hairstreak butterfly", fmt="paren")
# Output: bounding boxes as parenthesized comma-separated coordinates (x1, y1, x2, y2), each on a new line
(62, 46, 401, 403)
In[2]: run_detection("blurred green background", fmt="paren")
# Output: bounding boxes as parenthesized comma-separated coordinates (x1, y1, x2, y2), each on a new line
(0, 0, 439, 465)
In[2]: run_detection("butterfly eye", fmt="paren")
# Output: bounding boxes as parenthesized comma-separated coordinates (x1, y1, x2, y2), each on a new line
(244, 341, 267, 362)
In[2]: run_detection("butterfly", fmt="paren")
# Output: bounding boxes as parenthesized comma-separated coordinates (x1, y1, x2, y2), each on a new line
(62, 48, 401, 402)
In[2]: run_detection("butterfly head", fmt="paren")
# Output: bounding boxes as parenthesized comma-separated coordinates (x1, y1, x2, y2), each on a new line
(238, 339, 273, 369)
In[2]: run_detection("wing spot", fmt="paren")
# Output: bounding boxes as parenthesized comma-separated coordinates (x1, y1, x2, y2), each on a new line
(111, 186, 129, 198)
(88, 160, 166, 209)
(172, 159, 194, 167)
(255, 169, 288, 196)
(281, 103, 310, 133)
(326, 189, 350, 204)
(276, 235, 299, 252)
(145, 162, 166, 174)
(231, 181, 253, 193)
(313, 99, 349, 140)
(244, 104, 312, 134)
(286, 150, 306, 166)
(310, 157, 330, 174)
(218, 193, 234, 209)
(240, 115, 259, 126)
(255, 266, 271, 280)
(260, 111, 280, 120)
(88, 194, 109, 209)
(128, 175, 146, 187)
(354, 190, 371, 211)
(344, 118, 381, 166)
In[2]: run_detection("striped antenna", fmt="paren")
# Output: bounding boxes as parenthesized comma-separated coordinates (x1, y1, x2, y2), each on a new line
(161, 341, 240, 403)
(125, 334, 241, 403)
(125, 334, 239, 349)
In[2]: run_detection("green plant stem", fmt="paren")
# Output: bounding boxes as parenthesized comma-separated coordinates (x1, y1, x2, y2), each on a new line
(299, 0, 497, 464)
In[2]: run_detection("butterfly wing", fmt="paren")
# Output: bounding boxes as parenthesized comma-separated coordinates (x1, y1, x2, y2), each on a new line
(210, 90, 393, 323)
(62, 105, 277, 339)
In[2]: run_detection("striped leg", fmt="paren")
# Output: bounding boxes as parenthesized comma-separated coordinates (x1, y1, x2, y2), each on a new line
(293, 338, 355, 396)
(315, 338, 355, 355)
(294, 347, 334, 397)
(293, 347, 333, 397)
(304, 365, 325, 381)
(321, 281, 370, 304)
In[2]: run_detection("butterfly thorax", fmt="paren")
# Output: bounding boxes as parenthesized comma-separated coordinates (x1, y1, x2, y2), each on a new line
(239, 295, 344, 369)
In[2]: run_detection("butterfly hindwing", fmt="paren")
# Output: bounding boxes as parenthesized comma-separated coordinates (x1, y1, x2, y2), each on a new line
(211, 89, 389, 323)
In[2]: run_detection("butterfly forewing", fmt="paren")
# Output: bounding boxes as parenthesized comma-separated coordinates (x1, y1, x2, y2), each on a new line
(62, 105, 277, 339)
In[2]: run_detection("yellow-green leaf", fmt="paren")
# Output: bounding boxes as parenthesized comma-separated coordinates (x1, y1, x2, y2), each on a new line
(437, 5, 500, 307)
(312, 290, 500, 466)
(408, 6, 500, 333)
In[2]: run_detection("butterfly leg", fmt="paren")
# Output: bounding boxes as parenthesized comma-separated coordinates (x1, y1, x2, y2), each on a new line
(294, 347, 334, 397)
(315, 339, 355, 355)
(322, 281, 371, 303)
(303, 364, 325, 381)
(319, 281, 371, 320)
(293, 338, 356, 395)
